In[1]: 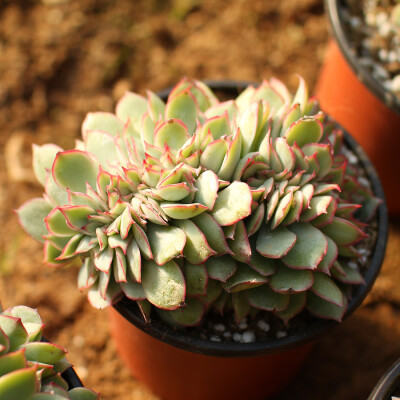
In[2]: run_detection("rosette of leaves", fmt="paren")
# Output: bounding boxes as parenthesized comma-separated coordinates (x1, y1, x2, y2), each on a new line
(0, 304, 98, 399)
(17, 77, 380, 328)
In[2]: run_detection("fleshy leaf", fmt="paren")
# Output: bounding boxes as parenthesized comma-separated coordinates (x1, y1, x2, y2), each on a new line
(147, 224, 186, 265)
(232, 292, 250, 323)
(68, 387, 100, 400)
(224, 264, 268, 293)
(155, 183, 190, 202)
(120, 280, 145, 300)
(53, 150, 99, 193)
(194, 170, 219, 209)
(249, 250, 277, 276)
(174, 219, 216, 264)
(16, 198, 53, 243)
(284, 118, 323, 147)
(85, 130, 119, 168)
(282, 223, 328, 269)
(165, 89, 198, 133)
(311, 272, 344, 307)
(269, 263, 314, 293)
(192, 213, 231, 255)
(211, 182, 252, 226)
(306, 291, 346, 322)
(275, 292, 306, 324)
(166, 298, 205, 327)
(153, 119, 190, 150)
(22, 342, 66, 365)
(32, 144, 63, 186)
(116, 92, 148, 132)
(321, 217, 367, 246)
(0, 367, 37, 400)
(126, 239, 142, 282)
(206, 256, 237, 282)
(246, 285, 290, 311)
(82, 112, 124, 137)
(228, 220, 251, 263)
(142, 260, 185, 310)
(0, 350, 26, 377)
(331, 261, 364, 284)
(7, 306, 43, 342)
(0, 316, 28, 352)
(160, 202, 208, 219)
(185, 262, 208, 296)
(256, 225, 296, 259)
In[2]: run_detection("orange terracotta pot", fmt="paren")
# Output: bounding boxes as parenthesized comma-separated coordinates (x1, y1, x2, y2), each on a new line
(109, 307, 313, 400)
(316, 0, 400, 216)
(108, 82, 388, 400)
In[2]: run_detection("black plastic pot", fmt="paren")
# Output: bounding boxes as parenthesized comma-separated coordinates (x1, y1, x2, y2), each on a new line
(110, 81, 389, 400)
(368, 359, 400, 400)
(42, 336, 84, 390)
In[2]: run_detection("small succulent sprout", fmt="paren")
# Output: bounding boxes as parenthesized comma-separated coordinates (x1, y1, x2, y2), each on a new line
(0, 304, 99, 399)
(18, 77, 380, 328)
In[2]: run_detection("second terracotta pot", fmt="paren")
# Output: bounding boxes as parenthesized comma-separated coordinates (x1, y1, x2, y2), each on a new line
(316, 0, 400, 216)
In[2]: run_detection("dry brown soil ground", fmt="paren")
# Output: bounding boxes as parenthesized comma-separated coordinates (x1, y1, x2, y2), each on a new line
(0, 0, 400, 399)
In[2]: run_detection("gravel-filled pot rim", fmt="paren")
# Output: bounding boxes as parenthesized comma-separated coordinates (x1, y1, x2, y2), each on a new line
(113, 80, 388, 358)
(325, 0, 400, 114)
(368, 359, 400, 400)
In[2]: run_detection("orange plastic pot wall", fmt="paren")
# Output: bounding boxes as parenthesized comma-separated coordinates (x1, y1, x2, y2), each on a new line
(108, 308, 314, 400)
(316, 41, 400, 216)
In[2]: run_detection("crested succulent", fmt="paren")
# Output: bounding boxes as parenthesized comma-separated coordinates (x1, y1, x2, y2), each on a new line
(17, 77, 380, 328)
(0, 303, 98, 399)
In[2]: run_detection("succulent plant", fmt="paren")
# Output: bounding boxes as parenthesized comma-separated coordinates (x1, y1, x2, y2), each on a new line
(0, 304, 98, 399)
(17, 77, 380, 328)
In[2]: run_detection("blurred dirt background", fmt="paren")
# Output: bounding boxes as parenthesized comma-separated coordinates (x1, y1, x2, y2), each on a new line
(0, 0, 399, 399)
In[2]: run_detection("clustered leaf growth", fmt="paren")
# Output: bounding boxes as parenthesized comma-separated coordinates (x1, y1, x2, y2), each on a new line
(0, 304, 98, 399)
(18, 77, 380, 328)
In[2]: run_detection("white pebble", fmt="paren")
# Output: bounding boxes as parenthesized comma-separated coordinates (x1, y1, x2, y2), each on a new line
(233, 333, 242, 342)
(223, 331, 232, 339)
(376, 12, 389, 26)
(388, 50, 398, 63)
(239, 322, 248, 330)
(379, 21, 392, 37)
(350, 16, 361, 28)
(358, 177, 370, 188)
(347, 152, 358, 165)
(383, 79, 394, 91)
(242, 331, 256, 343)
(210, 335, 221, 342)
(276, 330, 287, 339)
(256, 320, 271, 332)
(213, 323, 226, 333)
(392, 75, 400, 92)
(379, 48, 389, 62)
(374, 64, 390, 80)
(366, 12, 376, 26)
(358, 247, 371, 256)
(348, 261, 358, 270)
(359, 56, 372, 66)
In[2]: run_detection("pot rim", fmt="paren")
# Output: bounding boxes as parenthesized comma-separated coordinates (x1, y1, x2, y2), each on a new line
(368, 359, 400, 400)
(325, 0, 400, 114)
(113, 80, 388, 358)
(41, 336, 84, 389)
